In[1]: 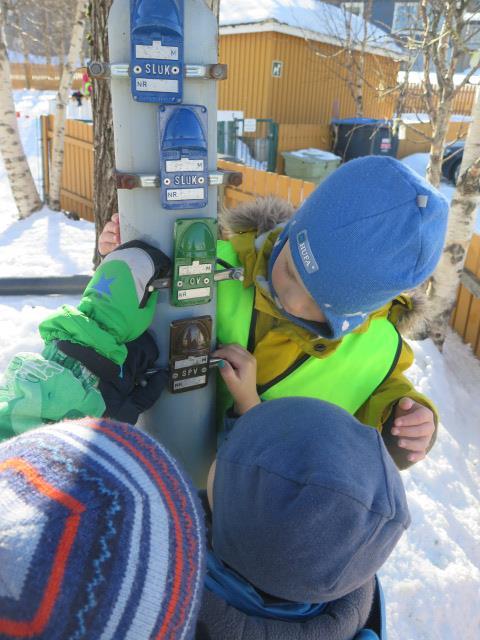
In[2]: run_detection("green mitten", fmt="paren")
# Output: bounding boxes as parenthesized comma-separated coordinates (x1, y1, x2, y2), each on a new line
(39, 241, 170, 365)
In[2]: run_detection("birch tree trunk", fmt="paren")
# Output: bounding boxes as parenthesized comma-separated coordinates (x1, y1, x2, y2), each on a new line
(426, 98, 454, 188)
(428, 86, 480, 349)
(0, 6, 41, 219)
(204, 0, 219, 19)
(48, 0, 88, 210)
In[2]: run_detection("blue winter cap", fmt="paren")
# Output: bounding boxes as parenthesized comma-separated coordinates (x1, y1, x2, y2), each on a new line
(277, 156, 448, 338)
(212, 398, 410, 603)
(0, 418, 205, 639)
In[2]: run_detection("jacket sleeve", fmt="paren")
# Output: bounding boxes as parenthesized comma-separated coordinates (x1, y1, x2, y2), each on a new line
(354, 338, 439, 469)
(39, 241, 169, 366)
(197, 579, 375, 640)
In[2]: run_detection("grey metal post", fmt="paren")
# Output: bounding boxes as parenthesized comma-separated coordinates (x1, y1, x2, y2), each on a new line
(108, 0, 218, 486)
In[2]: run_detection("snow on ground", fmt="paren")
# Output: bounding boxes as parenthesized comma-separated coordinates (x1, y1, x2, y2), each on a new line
(1, 90, 480, 639)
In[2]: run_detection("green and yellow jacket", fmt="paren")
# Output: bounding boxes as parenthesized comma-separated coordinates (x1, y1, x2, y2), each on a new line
(217, 197, 438, 467)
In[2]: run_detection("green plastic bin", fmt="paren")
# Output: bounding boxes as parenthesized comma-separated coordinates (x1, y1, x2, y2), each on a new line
(282, 148, 341, 185)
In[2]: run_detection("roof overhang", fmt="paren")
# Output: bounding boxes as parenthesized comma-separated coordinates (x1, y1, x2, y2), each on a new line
(220, 20, 406, 61)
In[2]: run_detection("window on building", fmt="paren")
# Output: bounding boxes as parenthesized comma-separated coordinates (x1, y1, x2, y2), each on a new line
(464, 13, 480, 50)
(392, 2, 420, 33)
(342, 2, 364, 17)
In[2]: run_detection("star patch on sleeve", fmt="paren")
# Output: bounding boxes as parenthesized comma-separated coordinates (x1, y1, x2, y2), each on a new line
(91, 274, 116, 297)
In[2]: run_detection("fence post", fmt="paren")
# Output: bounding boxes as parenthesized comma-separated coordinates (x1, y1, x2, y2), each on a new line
(40, 116, 50, 201)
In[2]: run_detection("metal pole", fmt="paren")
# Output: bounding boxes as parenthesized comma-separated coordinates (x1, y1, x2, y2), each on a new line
(108, 0, 218, 486)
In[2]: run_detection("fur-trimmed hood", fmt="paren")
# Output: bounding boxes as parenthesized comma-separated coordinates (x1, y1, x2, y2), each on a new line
(219, 196, 295, 237)
(220, 196, 428, 338)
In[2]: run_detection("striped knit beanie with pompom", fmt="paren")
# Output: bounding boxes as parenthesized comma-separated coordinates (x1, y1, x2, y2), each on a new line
(0, 418, 205, 640)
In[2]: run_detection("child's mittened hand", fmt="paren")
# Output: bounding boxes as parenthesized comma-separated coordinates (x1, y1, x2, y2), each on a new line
(392, 397, 435, 464)
(212, 344, 261, 416)
(98, 213, 121, 257)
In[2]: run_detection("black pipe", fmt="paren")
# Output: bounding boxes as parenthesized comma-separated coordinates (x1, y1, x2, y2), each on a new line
(0, 276, 91, 296)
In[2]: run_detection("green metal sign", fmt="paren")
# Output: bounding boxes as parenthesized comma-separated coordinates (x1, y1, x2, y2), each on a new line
(172, 217, 217, 306)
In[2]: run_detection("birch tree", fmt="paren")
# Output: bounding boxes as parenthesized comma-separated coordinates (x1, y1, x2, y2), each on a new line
(0, 2, 41, 218)
(304, 2, 399, 118)
(48, 0, 88, 210)
(416, 0, 480, 187)
(428, 86, 480, 348)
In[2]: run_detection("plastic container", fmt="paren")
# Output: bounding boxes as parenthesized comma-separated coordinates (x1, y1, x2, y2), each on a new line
(282, 148, 341, 184)
(331, 118, 398, 161)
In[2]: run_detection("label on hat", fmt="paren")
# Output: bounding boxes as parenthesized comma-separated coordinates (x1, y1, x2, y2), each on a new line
(296, 230, 319, 274)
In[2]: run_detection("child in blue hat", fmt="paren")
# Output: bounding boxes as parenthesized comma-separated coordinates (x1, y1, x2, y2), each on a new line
(99, 156, 449, 469)
(198, 397, 411, 639)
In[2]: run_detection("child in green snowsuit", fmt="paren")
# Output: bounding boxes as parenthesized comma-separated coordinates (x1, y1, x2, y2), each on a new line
(0, 242, 170, 440)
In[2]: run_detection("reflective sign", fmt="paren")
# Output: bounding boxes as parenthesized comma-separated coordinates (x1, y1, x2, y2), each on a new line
(172, 218, 217, 306)
(131, 0, 183, 103)
(158, 104, 209, 209)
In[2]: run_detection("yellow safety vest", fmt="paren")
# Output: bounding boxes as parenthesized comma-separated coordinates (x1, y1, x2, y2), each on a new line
(216, 240, 402, 422)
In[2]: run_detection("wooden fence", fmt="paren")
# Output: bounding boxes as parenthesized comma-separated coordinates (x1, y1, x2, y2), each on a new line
(40, 118, 480, 356)
(40, 115, 94, 221)
(451, 235, 480, 358)
(10, 63, 85, 90)
(398, 120, 470, 158)
(218, 159, 316, 209)
(401, 83, 476, 117)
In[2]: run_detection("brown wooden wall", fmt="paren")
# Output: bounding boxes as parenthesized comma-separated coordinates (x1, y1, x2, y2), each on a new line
(218, 32, 399, 123)
(277, 124, 331, 172)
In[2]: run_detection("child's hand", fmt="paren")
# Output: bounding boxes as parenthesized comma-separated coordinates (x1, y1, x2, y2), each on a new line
(98, 213, 121, 256)
(213, 344, 261, 416)
(392, 397, 435, 464)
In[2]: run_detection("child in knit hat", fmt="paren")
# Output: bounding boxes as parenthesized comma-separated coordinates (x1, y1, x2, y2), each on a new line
(197, 397, 410, 640)
(0, 417, 205, 640)
(0, 242, 170, 440)
(99, 156, 449, 469)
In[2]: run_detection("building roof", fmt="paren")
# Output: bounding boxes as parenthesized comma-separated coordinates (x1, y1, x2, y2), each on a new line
(220, 0, 404, 59)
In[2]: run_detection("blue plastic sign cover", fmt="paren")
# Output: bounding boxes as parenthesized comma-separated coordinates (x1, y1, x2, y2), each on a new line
(130, 0, 183, 103)
(158, 105, 209, 210)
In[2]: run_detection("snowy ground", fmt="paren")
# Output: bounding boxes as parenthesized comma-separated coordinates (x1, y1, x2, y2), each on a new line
(1, 90, 480, 639)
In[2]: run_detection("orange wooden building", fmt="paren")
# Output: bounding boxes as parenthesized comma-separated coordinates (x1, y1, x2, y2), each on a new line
(218, 3, 402, 125)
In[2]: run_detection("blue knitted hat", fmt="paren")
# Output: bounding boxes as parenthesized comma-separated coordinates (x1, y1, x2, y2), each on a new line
(269, 156, 448, 339)
(0, 418, 205, 640)
(212, 398, 410, 603)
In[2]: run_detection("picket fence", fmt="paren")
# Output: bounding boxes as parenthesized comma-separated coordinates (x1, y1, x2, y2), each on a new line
(40, 116, 480, 357)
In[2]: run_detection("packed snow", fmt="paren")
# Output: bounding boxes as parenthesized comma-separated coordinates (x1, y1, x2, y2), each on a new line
(1, 90, 480, 639)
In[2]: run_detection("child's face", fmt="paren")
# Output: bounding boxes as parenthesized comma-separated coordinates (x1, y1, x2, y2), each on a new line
(271, 240, 326, 323)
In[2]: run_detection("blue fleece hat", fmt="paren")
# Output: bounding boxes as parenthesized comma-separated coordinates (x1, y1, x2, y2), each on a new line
(212, 398, 410, 603)
(270, 156, 448, 339)
(0, 418, 205, 640)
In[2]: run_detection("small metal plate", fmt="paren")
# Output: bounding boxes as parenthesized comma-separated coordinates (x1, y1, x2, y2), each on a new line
(169, 316, 212, 393)
(158, 104, 208, 209)
(172, 218, 217, 307)
(130, 0, 184, 103)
